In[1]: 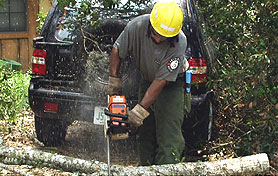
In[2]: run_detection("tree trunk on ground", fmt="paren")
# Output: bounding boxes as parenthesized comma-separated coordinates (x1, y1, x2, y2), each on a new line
(0, 145, 269, 175)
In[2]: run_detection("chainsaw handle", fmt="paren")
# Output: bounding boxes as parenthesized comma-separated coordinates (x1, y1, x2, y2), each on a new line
(104, 109, 128, 119)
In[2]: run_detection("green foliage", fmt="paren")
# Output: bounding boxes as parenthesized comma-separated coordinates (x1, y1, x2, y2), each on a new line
(0, 0, 5, 8)
(56, 0, 75, 10)
(54, 0, 153, 31)
(198, 0, 278, 157)
(57, 0, 151, 9)
(70, 0, 100, 29)
(0, 67, 31, 132)
(57, 0, 117, 9)
(54, 0, 153, 53)
(36, 12, 48, 33)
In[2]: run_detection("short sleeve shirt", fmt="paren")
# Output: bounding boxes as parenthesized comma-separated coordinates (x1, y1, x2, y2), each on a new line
(113, 14, 187, 82)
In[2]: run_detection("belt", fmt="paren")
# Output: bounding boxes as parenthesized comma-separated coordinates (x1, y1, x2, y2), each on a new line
(177, 72, 185, 78)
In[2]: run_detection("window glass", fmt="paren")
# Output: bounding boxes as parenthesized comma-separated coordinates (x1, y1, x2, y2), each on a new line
(10, 13, 26, 31)
(55, 8, 78, 41)
(10, 0, 25, 12)
(0, 14, 9, 31)
(0, 0, 27, 32)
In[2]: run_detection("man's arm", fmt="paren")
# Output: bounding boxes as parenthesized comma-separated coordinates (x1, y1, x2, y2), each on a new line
(110, 48, 121, 77)
(110, 47, 166, 109)
(140, 79, 167, 109)
(108, 48, 122, 95)
(127, 79, 166, 127)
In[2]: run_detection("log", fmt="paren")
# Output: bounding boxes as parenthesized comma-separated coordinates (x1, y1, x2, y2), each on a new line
(113, 154, 270, 175)
(0, 145, 107, 174)
(0, 145, 270, 175)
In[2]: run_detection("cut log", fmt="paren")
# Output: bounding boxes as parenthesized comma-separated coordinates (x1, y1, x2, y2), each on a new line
(0, 145, 269, 175)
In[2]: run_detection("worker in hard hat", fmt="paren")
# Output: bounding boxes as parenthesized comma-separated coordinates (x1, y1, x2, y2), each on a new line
(108, 0, 190, 165)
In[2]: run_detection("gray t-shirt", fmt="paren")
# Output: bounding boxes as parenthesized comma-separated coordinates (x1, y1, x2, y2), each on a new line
(113, 14, 187, 82)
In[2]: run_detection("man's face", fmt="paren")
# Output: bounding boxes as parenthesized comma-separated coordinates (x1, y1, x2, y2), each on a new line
(150, 27, 167, 44)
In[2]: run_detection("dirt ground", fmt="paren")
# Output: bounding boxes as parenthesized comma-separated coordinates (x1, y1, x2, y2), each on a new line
(0, 111, 139, 175)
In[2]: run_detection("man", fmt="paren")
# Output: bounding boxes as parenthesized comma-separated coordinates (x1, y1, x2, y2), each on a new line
(108, 0, 189, 165)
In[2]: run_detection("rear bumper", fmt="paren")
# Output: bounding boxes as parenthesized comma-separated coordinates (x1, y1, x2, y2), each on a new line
(28, 82, 94, 122)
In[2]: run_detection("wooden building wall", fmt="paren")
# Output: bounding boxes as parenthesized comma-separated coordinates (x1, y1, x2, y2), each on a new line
(0, 0, 39, 70)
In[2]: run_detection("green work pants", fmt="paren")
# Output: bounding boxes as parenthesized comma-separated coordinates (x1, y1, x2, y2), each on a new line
(137, 78, 185, 165)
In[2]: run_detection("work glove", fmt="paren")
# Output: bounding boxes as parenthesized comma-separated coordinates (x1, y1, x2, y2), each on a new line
(182, 56, 190, 72)
(128, 104, 150, 128)
(107, 76, 122, 95)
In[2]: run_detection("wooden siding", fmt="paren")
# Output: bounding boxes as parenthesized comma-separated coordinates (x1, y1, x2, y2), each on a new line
(0, 0, 39, 70)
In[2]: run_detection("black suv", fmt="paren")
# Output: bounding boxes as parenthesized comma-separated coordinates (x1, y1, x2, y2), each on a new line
(29, 0, 213, 151)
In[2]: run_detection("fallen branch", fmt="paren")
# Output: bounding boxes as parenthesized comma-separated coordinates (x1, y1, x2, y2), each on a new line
(0, 145, 270, 175)
(115, 153, 270, 175)
(0, 145, 107, 174)
(24, 129, 45, 147)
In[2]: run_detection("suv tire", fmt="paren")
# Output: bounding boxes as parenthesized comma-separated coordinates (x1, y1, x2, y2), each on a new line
(35, 116, 68, 147)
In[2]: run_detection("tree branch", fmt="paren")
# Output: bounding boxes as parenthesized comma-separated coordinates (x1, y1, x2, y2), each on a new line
(0, 145, 270, 175)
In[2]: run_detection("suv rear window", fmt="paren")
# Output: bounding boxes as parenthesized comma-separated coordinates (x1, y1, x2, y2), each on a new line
(55, 8, 77, 41)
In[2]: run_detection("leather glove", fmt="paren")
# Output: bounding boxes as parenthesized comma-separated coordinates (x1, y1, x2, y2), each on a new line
(128, 104, 150, 128)
(107, 76, 122, 95)
(183, 56, 190, 72)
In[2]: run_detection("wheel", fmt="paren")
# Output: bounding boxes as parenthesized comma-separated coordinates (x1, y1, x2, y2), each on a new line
(182, 91, 214, 155)
(35, 116, 68, 147)
(192, 100, 213, 143)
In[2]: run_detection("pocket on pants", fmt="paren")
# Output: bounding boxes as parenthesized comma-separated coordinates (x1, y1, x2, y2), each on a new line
(184, 92, 191, 115)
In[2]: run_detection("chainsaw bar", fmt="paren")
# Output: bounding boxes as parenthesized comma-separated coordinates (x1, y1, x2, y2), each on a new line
(104, 95, 130, 175)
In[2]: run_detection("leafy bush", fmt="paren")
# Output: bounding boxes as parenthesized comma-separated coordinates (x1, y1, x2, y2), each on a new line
(36, 11, 47, 33)
(198, 0, 278, 157)
(0, 67, 30, 131)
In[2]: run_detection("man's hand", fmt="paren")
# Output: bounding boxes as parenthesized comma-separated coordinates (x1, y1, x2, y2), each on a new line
(128, 104, 150, 128)
(107, 76, 122, 95)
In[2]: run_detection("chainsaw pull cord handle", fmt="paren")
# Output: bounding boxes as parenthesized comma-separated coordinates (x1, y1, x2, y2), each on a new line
(104, 109, 128, 119)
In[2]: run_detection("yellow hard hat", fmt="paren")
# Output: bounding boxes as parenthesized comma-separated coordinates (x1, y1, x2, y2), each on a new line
(150, 0, 183, 38)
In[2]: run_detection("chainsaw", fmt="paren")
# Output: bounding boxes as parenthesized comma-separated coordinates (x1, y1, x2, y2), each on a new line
(104, 95, 130, 175)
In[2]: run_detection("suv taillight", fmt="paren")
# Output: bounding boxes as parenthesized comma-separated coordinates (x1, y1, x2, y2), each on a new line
(188, 58, 207, 84)
(32, 49, 46, 75)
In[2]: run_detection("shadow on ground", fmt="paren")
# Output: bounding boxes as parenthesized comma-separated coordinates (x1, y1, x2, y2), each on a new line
(38, 121, 140, 166)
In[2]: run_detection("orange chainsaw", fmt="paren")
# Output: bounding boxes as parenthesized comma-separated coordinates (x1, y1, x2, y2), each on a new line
(104, 95, 129, 140)
(104, 95, 130, 175)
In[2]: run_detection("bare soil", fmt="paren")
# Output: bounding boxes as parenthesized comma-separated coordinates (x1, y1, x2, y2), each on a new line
(41, 120, 139, 166)
(0, 111, 139, 175)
